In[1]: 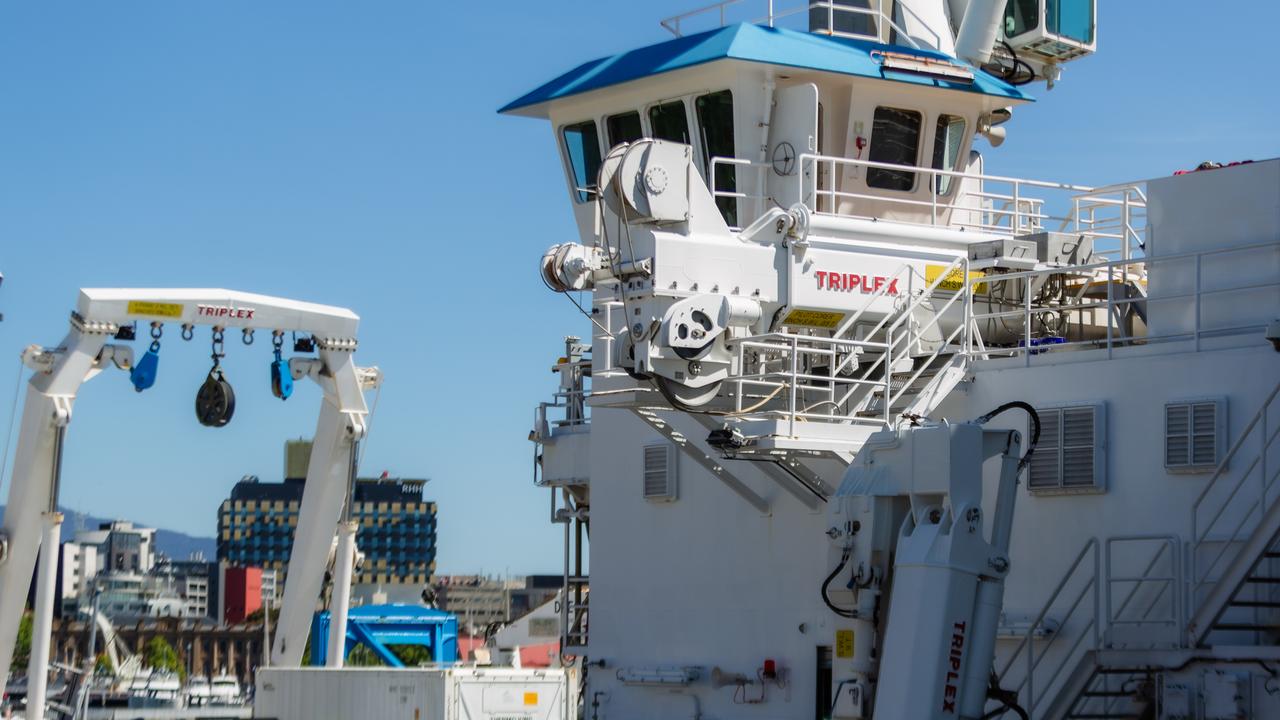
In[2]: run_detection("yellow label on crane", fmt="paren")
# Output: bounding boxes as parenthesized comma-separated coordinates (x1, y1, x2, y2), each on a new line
(782, 308, 846, 329)
(523, 692, 539, 706)
(925, 265, 988, 294)
(835, 629, 855, 658)
(126, 301, 184, 318)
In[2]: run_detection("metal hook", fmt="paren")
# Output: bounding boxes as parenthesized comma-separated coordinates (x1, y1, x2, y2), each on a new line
(148, 322, 163, 354)
(242, 328, 255, 346)
(211, 327, 226, 368)
(181, 324, 194, 341)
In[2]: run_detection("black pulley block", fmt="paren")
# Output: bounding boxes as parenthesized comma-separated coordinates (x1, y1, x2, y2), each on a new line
(196, 369, 236, 427)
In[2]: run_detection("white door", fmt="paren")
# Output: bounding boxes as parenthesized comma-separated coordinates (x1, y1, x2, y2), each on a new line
(767, 83, 819, 211)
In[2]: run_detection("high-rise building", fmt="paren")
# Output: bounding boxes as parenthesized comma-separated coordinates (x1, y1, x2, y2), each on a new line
(217, 441, 436, 601)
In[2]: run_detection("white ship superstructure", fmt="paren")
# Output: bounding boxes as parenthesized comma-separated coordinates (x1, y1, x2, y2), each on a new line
(513, 1, 1280, 718)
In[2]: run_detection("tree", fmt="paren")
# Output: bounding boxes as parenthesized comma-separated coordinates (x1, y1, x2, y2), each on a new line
(142, 637, 184, 680)
(13, 613, 31, 667)
(94, 652, 114, 676)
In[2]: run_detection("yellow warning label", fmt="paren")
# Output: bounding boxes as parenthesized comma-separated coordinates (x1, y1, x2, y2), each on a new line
(782, 308, 846, 329)
(523, 692, 539, 706)
(925, 264, 987, 294)
(835, 629, 855, 659)
(126, 301, 184, 319)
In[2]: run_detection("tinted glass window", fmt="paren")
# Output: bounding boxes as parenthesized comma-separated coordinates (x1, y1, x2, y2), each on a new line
(931, 115, 967, 196)
(695, 90, 737, 226)
(562, 120, 602, 203)
(1048, 0, 1094, 43)
(867, 107, 922, 192)
(1004, 0, 1040, 37)
(606, 111, 643, 147)
(648, 101, 691, 144)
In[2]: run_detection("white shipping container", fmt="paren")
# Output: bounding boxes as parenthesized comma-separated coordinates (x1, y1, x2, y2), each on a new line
(254, 667, 572, 720)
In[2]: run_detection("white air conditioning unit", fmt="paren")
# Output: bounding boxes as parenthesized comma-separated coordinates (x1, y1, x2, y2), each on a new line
(1001, 0, 1096, 63)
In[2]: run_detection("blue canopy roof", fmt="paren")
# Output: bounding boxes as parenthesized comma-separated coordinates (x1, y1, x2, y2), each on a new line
(500, 23, 1031, 115)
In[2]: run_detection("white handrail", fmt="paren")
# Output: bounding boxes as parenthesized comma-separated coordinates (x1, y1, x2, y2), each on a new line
(660, 1, 923, 49)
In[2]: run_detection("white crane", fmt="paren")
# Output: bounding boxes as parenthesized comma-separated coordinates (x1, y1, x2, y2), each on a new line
(0, 288, 379, 719)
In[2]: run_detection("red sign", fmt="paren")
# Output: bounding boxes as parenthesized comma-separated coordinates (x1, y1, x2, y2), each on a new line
(197, 304, 256, 320)
(815, 271, 899, 295)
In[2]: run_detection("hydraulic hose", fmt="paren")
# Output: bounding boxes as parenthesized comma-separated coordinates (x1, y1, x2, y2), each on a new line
(973, 401, 1041, 472)
(821, 550, 859, 618)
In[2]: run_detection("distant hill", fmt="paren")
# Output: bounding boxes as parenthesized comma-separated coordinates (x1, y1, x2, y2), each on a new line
(0, 506, 217, 562)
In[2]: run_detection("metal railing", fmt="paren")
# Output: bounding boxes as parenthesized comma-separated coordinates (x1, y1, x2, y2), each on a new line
(725, 255, 976, 429)
(999, 536, 1182, 717)
(1189, 380, 1280, 619)
(998, 538, 1100, 717)
(1105, 536, 1182, 649)
(660, 1, 925, 48)
(966, 241, 1280, 366)
(712, 153, 1147, 262)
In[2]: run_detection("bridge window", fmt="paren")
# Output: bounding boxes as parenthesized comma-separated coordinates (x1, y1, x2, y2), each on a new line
(648, 100, 691, 145)
(695, 90, 737, 226)
(1004, 0, 1039, 37)
(867, 106, 922, 192)
(562, 120, 602, 203)
(931, 114, 967, 196)
(606, 111, 643, 148)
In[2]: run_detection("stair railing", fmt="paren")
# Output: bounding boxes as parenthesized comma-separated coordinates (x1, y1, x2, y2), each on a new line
(997, 538, 1100, 717)
(1189, 380, 1280, 622)
(831, 255, 973, 422)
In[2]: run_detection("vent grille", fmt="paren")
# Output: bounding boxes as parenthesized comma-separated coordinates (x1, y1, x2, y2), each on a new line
(643, 443, 677, 501)
(1166, 400, 1223, 470)
(1030, 404, 1105, 493)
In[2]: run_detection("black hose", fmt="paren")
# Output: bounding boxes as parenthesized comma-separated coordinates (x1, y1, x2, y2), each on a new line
(982, 670, 1031, 720)
(995, 40, 1036, 86)
(821, 550, 859, 618)
(973, 401, 1041, 472)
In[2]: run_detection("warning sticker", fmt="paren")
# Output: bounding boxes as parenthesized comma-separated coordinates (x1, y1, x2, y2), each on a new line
(523, 692, 539, 706)
(781, 309, 846, 329)
(126, 301, 184, 319)
(925, 265, 987, 294)
(835, 629, 855, 659)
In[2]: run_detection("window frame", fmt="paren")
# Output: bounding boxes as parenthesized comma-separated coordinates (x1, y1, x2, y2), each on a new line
(559, 119, 604, 204)
(1028, 402, 1108, 495)
(1164, 398, 1227, 474)
(605, 110, 645, 149)
(694, 89, 738, 226)
(645, 97, 697, 158)
(930, 113, 969, 197)
(865, 105, 925, 194)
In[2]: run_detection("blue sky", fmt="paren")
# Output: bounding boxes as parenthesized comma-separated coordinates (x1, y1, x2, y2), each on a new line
(0, 2, 1276, 574)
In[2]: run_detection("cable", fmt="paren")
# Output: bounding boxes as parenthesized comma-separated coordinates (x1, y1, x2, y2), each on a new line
(990, 40, 1036, 86)
(972, 401, 1041, 471)
(0, 358, 27, 497)
(821, 550, 859, 618)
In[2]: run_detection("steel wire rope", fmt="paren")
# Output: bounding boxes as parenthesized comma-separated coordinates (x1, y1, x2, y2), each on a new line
(0, 358, 27, 497)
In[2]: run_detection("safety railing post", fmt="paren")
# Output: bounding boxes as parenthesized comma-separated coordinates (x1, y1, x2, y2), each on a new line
(1122, 192, 1131, 262)
(1013, 180, 1022, 233)
(884, 328, 893, 425)
(788, 336, 799, 437)
(1024, 275, 1032, 367)
(1194, 254, 1202, 352)
(1106, 264, 1114, 358)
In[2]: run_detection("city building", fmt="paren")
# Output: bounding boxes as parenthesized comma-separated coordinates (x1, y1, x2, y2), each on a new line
(217, 440, 436, 603)
(222, 566, 262, 624)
